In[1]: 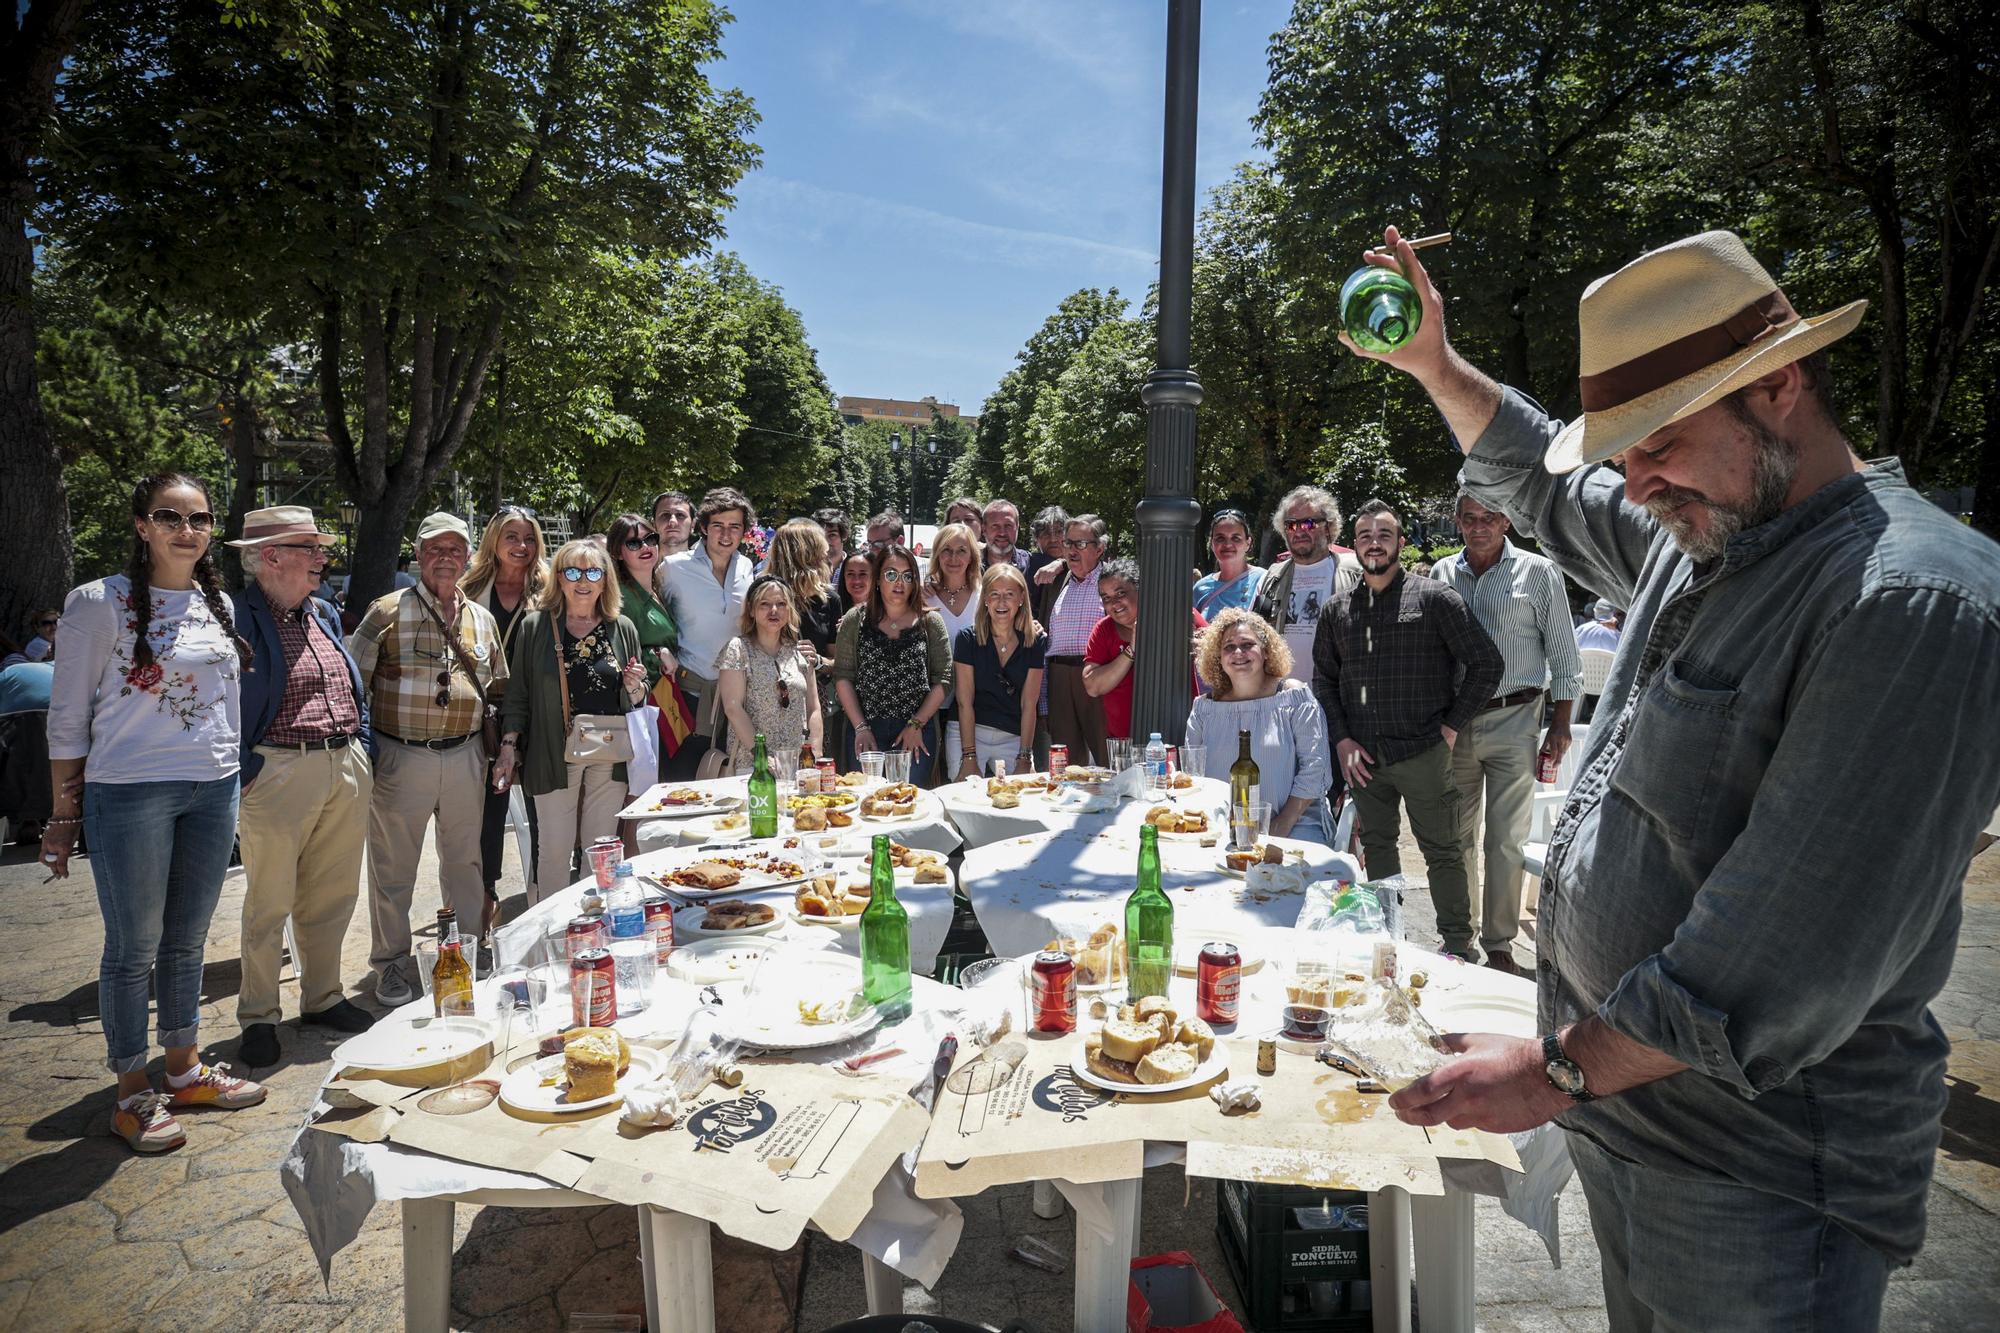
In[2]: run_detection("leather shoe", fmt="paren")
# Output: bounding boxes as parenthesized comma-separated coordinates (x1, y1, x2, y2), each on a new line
(1484, 950, 1523, 976)
(300, 999, 376, 1033)
(239, 1022, 280, 1068)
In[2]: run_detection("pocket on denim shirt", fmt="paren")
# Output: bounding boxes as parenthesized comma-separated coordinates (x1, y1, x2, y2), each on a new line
(1608, 657, 1739, 840)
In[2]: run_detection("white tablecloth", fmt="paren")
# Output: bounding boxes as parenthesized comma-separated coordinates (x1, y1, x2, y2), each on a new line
(630, 777, 964, 858)
(935, 773, 1233, 850)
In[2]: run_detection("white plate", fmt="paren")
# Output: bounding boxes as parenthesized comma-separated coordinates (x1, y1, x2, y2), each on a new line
(732, 998, 882, 1050)
(332, 1016, 493, 1073)
(1069, 1038, 1228, 1095)
(1421, 988, 1537, 1037)
(665, 937, 782, 984)
(638, 848, 812, 897)
(499, 1042, 668, 1114)
(857, 801, 926, 824)
(673, 902, 783, 939)
(789, 905, 862, 929)
(618, 785, 744, 820)
(727, 953, 886, 1049)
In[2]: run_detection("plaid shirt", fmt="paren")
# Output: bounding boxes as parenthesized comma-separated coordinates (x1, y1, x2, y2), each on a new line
(347, 582, 508, 742)
(1311, 568, 1503, 767)
(1046, 570, 1104, 657)
(265, 601, 363, 745)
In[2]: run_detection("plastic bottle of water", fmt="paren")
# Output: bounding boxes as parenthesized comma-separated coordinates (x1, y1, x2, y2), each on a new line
(1145, 732, 1168, 794)
(607, 862, 645, 939)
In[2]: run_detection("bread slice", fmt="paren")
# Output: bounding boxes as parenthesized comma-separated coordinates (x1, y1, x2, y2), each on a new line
(1225, 848, 1259, 872)
(1134, 1044, 1199, 1085)
(1099, 1019, 1162, 1064)
(1175, 1017, 1215, 1060)
(1135, 996, 1177, 1027)
(1084, 1045, 1141, 1085)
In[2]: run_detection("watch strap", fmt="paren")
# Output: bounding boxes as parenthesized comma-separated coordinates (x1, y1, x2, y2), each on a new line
(1543, 1032, 1594, 1103)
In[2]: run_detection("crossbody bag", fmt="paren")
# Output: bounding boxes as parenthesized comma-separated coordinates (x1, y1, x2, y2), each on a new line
(554, 621, 636, 765)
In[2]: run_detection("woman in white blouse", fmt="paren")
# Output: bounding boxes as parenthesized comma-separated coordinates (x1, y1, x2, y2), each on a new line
(1183, 608, 1334, 842)
(43, 473, 266, 1154)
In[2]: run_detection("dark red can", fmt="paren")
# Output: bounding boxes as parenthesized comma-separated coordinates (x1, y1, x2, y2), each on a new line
(1536, 749, 1561, 784)
(1197, 941, 1242, 1025)
(570, 948, 616, 1027)
(566, 914, 607, 960)
(1048, 743, 1069, 782)
(1029, 949, 1076, 1033)
(817, 757, 838, 785)
(642, 895, 674, 964)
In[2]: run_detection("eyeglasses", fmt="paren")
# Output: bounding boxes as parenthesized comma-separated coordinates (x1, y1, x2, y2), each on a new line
(559, 567, 606, 583)
(1283, 517, 1322, 532)
(35, 618, 58, 629)
(148, 508, 216, 532)
(623, 533, 661, 551)
(273, 543, 332, 561)
(1062, 537, 1101, 550)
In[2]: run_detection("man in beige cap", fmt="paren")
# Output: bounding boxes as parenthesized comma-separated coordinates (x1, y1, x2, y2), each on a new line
(348, 512, 508, 1002)
(1358, 226, 2000, 1327)
(228, 507, 377, 1068)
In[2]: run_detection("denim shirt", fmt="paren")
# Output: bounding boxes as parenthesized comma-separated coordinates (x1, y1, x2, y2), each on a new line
(1461, 387, 2000, 1263)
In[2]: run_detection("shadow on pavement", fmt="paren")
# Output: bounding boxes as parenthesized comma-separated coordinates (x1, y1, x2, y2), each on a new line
(7, 957, 248, 1030)
(1941, 1074, 2000, 1171)
(0, 1130, 129, 1235)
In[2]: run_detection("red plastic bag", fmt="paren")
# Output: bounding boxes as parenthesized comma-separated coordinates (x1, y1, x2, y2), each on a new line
(1126, 1251, 1245, 1333)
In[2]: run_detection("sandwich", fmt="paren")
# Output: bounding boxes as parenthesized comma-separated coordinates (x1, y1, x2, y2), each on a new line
(1083, 1019, 1163, 1085)
(1225, 847, 1260, 872)
(701, 900, 775, 931)
(914, 862, 949, 885)
(991, 788, 1020, 809)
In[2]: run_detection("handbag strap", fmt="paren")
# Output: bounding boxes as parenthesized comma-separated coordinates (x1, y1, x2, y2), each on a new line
(416, 589, 487, 700)
(552, 618, 572, 731)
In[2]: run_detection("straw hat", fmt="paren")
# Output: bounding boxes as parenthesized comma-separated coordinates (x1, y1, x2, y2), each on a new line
(226, 505, 338, 549)
(1544, 231, 1867, 474)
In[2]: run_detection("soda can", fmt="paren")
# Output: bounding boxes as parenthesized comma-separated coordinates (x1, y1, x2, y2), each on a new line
(1049, 743, 1069, 782)
(1029, 949, 1076, 1034)
(642, 894, 674, 964)
(570, 948, 616, 1027)
(1536, 749, 1560, 784)
(1196, 941, 1242, 1024)
(567, 914, 607, 957)
(817, 757, 839, 786)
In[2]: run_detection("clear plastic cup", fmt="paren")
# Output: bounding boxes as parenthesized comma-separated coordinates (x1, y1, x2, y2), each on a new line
(1231, 801, 1271, 851)
(588, 838, 624, 889)
(610, 937, 656, 1017)
(881, 749, 911, 786)
(1178, 745, 1207, 782)
(859, 750, 886, 782)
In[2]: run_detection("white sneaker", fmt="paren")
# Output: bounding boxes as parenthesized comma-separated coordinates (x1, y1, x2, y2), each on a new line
(374, 958, 416, 1007)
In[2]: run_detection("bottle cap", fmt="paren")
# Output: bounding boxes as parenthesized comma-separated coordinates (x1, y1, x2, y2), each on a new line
(613, 861, 633, 877)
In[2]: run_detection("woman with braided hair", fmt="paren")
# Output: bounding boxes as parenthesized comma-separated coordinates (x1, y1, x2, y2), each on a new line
(44, 473, 267, 1154)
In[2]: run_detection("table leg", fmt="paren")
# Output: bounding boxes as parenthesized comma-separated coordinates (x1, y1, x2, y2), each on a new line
(1032, 1179, 1065, 1219)
(1366, 1187, 1411, 1333)
(637, 1204, 716, 1333)
(1410, 1188, 1475, 1333)
(1061, 1177, 1142, 1333)
(401, 1197, 454, 1333)
(862, 1252, 903, 1315)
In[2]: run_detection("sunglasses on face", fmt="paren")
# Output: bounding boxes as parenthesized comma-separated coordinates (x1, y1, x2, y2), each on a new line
(148, 508, 216, 532)
(35, 618, 58, 629)
(624, 533, 661, 551)
(1283, 517, 1322, 532)
(880, 569, 913, 585)
(559, 567, 606, 583)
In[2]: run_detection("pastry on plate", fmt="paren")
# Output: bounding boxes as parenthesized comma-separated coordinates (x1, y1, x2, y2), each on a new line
(825, 809, 854, 827)
(562, 1027, 629, 1101)
(712, 810, 746, 831)
(990, 788, 1020, 809)
(671, 861, 741, 891)
(702, 900, 775, 930)
(792, 806, 828, 831)
(836, 771, 868, 787)
(913, 862, 949, 885)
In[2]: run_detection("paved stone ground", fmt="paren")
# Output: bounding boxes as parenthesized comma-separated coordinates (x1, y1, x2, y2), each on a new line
(1, 819, 1995, 1331)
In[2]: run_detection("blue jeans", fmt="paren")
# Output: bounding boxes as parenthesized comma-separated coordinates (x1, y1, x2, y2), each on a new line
(85, 778, 241, 1074)
(844, 716, 936, 787)
(1569, 1131, 1893, 1332)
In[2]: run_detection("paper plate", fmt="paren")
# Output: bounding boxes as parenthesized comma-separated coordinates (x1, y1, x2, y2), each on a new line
(789, 905, 862, 930)
(619, 784, 743, 820)
(1421, 987, 1537, 1037)
(332, 1016, 493, 1073)
(499, 1042, 668, 1115)
(639, 848, 811, 897)
(727, 953, 884, 1049)
(674, 902, 783, 940)
(1069, 1039, 1228, 1095)
(731, 999, 882, 1050)
(665, 937, 781, 984)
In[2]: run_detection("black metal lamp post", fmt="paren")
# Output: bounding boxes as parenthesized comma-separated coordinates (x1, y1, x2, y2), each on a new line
(1131, 0, 1204, 746)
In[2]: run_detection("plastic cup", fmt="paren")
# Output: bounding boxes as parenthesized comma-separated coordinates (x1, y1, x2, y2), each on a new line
(882, 750, 911, 786)
(1231, 802, 1271, 851)
(1178, 746, 1207, 782)
(859, 750, 886, 782)
(588, 838, 624, 889)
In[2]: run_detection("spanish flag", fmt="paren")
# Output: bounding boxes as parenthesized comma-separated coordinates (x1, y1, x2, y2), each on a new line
(654, 674, 697, 758)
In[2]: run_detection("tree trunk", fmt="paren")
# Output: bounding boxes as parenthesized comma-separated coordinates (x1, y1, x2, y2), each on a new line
(222, 392, 264, 590)
(0, 0, 85, 637)
(1975, 371, 2000, 542)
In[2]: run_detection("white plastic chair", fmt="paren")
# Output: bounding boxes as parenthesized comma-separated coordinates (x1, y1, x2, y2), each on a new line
(1578, 648, 1615, 699)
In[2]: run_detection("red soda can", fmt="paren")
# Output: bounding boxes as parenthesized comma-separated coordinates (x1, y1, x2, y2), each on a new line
(566, 914, 607, 959)
(642, 895, 674, 964)
(1030, 949, 1077, 1033)
(1048, 743, 1069, 782)
(817, 757, 838, 785)
(1536, 749, 1560, 784)
(570, 948, 616, 1027)
(1197, 941, 1242, 1024)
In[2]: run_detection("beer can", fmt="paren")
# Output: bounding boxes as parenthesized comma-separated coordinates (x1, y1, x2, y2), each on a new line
(1257, 1037, 1278, 1075)
(566, 914, 607, 958)
(1196, 941, 1242, 1024)
(570, 948, 616, 1027)
(1029, 949, 1076, 1033)
(642, 894, 674, 964)
(817, 757, 839, 786)
(1049, 743, 1069, 782)
(1536, 749, 1560, 784)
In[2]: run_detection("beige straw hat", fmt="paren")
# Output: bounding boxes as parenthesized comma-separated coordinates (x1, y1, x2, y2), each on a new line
(225, 505, 338, 548)
(1544, 230, 1867, 474)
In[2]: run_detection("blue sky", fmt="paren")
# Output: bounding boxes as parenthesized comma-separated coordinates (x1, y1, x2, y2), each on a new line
(714, 0, 1291, 413)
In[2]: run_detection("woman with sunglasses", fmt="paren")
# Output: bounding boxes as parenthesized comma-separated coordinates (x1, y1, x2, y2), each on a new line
(16, 609, 59, 663)
(832, 544, 952, 782)
(496, 540, 645, 902)
(1193, 508, 1266, 619)
(463, 505, 549, 915)
(45, 474, 265, 1152)
(608, 512, 682, 790)
(717, 576, 822, 772)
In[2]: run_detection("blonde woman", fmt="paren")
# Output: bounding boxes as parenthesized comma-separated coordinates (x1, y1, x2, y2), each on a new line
(1184, 608, 1331, 841)
(495, 540, 644, 901)
(462, 505, 548, 914)
(717, 575, 822, 772)
(950, 563, 1047, 779)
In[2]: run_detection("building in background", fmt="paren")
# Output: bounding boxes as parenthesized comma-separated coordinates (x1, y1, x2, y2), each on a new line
(837, 394, 979, 434)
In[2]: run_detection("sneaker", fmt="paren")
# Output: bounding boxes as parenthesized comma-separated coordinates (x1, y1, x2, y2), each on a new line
(239, 1022, 281, 1068)
(374, 958, 417, 1008)
(165, 1062, 268, 1111)
(110, 1092, 186, 1154)
(301, 998, 376, 1033)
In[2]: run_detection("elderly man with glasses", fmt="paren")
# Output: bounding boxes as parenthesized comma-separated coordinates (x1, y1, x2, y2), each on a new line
(1249, 485, 1362, 685)
(228, 506, 378, 1068)
(348, 512, 510, 1001)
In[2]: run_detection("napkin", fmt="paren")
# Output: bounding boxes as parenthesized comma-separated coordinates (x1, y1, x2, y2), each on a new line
(1209, 1079, 1262, 1112)
(1245, 860, 1311, 896)
(620, 1079, 684, 1128)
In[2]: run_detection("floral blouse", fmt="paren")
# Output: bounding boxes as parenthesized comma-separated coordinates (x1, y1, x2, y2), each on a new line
(46, 574, 242, 784)
(717, 634, 811, 771)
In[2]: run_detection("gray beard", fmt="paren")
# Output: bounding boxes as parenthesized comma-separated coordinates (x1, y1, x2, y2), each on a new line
(1644, 418, 1799, 562)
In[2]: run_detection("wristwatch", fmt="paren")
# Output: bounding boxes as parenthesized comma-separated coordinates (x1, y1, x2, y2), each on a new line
(1542, 1032, 1593, 1103)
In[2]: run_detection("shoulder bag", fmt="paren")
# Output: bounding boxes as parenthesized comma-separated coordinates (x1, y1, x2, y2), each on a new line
(417, 591, 501, 754)
(554, 620, 636, 766)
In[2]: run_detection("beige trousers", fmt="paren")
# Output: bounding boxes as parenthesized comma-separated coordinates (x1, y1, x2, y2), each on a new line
(1450, 698, 1541, 952)
(530, 761, 626, 904)
(237, 741, 372, 1025)
(366, 736, 488, 968)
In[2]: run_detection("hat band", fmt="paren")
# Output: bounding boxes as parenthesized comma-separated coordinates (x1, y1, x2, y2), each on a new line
(1578, 290, 1800, 412)
(238, 522, 318, 541)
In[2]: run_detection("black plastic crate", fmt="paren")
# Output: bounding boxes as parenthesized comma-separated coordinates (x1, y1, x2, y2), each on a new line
(1214, 1177, 1374, 1332)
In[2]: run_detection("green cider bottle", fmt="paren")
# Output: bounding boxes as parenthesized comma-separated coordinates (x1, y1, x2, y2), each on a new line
(1124, 824, 1174, 1001)
(859, 834, 912, 1019)
(1340, 264, 1423, 354)
(748, 732, 777, 839)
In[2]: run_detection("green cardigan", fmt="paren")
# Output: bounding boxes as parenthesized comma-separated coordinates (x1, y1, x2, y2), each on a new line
(618, 574, 680, 691)
(501, 609, 642, 796)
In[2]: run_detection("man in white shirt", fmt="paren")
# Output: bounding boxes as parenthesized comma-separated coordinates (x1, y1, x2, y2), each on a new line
(659, 487, 757, 777)
(1575, 599, 1622, 653)
(1249, 484, 1361, 684)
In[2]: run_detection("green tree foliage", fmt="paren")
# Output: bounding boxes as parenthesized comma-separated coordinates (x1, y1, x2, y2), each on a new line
(1030, 314, 1154, 541)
